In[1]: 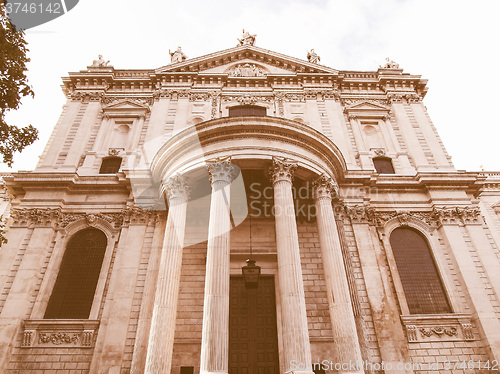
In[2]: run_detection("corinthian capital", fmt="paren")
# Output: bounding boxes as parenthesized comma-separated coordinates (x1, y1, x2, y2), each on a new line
(313, 174, 339, 200)
(207, 157, 238, 185)
(269, 156, 298, 185)
(165, 174, 189, 202)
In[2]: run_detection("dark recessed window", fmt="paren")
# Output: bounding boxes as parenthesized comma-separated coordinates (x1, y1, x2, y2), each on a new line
(228, 105, 267, 117)
(99, 156, 122, 174)
(373, 157, 395, 174)
(389, 227, 451, 314)
(180, 367, 194, 374)
(44, 228, 107, 319)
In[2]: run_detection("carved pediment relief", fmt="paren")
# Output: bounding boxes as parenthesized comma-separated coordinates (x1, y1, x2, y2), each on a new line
(344, 100, 391, 119)
(102, 99, 150, 118)
(226, 63, 268, 77)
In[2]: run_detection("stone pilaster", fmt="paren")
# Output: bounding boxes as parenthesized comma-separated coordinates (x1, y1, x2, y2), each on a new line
(314, 175, 364, 373)
(144, 174, 189, 374)
(270, 156, 313, 374)
(200, 160, 237, 374)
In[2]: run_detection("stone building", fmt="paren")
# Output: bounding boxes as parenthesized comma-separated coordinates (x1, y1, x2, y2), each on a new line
(1, 32, 500, 374)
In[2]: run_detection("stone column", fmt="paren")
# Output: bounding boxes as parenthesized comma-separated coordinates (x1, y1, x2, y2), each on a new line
(270, 157, 313, 374)
(314, 175, 364, 373)
(144, 174, 189, 374)
(200, 159, 236, 374)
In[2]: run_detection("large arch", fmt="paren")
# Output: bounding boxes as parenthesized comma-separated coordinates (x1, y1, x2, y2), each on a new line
(150, 116, 347, 183)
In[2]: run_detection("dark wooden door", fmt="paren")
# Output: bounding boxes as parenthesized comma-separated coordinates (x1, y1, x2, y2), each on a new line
(229, 276, 279, 374)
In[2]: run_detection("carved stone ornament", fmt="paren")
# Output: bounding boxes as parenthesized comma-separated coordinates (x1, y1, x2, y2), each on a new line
(269, 157, 298, 185)
(207, 157, 238, 185)
(401, 314, 474, 343)
(227, 63, 267, 77)
(237, 28, 256, 46)
(372, 148, 386, 157)
(380, 57, 399, 69)
(101, 96, 154, 106)
(387, 92, 422, 104)
(305, 89, 339, 101)
(70, 91, 105, 101)
(91, 54, 110, 67)
(22, 320, 99, 348)
(222, 94, 273, 104)
(10, 206, 165, 229)
(313, 174, 339, 201)
(307, 49, 320, 64)
(165, 174, 189, 202)
(343, 205, 484, 227)
(374, 210, 434, 227)
(431, 206, 482, 225)
(108, 148, 122, 156)
(344, 205, 375, 224)
(169, 46, 187, 64)
(153, 89, 190, 101)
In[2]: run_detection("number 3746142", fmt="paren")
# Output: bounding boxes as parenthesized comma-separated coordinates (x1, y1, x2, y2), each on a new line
(5, 2, 61, 14)
(443, 360, 498, 370)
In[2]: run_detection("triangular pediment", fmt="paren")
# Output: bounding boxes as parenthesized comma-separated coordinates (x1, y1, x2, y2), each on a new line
(103, 99, 149, 110)
(102, 99, 150, 118)
(155, 45, 338, 76)
(345, 100, 390, 111)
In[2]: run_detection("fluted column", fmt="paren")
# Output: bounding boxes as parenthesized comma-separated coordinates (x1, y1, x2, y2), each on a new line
(200, 159, 236, 374)
(270, 157, 313, 374)
(144, 174, 189, 374)
(314, 175, 364, 373)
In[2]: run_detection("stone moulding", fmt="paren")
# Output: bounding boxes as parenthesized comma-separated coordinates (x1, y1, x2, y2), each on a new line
(21, 319, 99, 348)
(400, 314, 474, 343)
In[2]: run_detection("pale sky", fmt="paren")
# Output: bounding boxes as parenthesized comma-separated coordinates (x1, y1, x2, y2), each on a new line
(2, 0, 499, 172)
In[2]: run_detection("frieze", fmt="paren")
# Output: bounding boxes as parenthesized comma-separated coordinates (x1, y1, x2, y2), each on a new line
(189, 92, 211, 101)
(283, 93, 305, 102)
(38, 332, 79, 345)
(374, 210, 434, 227)
(153, 89, 191, 100)
(304, 89, 339, 101)
(431, 206, 482, 225)
(343, 206, 481, 227)
(222, 94, 274, 104)
(387, 92, 422, 104)
(70, 91, 105, 101)
(10, 207, 165, 228)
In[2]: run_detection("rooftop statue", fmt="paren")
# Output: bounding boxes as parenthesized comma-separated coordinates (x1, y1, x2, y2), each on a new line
(307, 49, 320, 64)
(381, 57, 400, 69)
(237, 29, 256, 46)
(170, 46, 187, 63)
(92, 55, 110, 67)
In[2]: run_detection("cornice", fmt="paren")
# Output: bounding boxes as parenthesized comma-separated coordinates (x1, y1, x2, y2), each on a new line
(3, 172, 131, 198)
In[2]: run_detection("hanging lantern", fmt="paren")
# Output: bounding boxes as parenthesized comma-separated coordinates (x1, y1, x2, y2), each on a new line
(242, 259, 261, 288)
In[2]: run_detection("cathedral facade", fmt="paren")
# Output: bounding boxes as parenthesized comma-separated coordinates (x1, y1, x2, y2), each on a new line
(1, 33, 500, 374)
